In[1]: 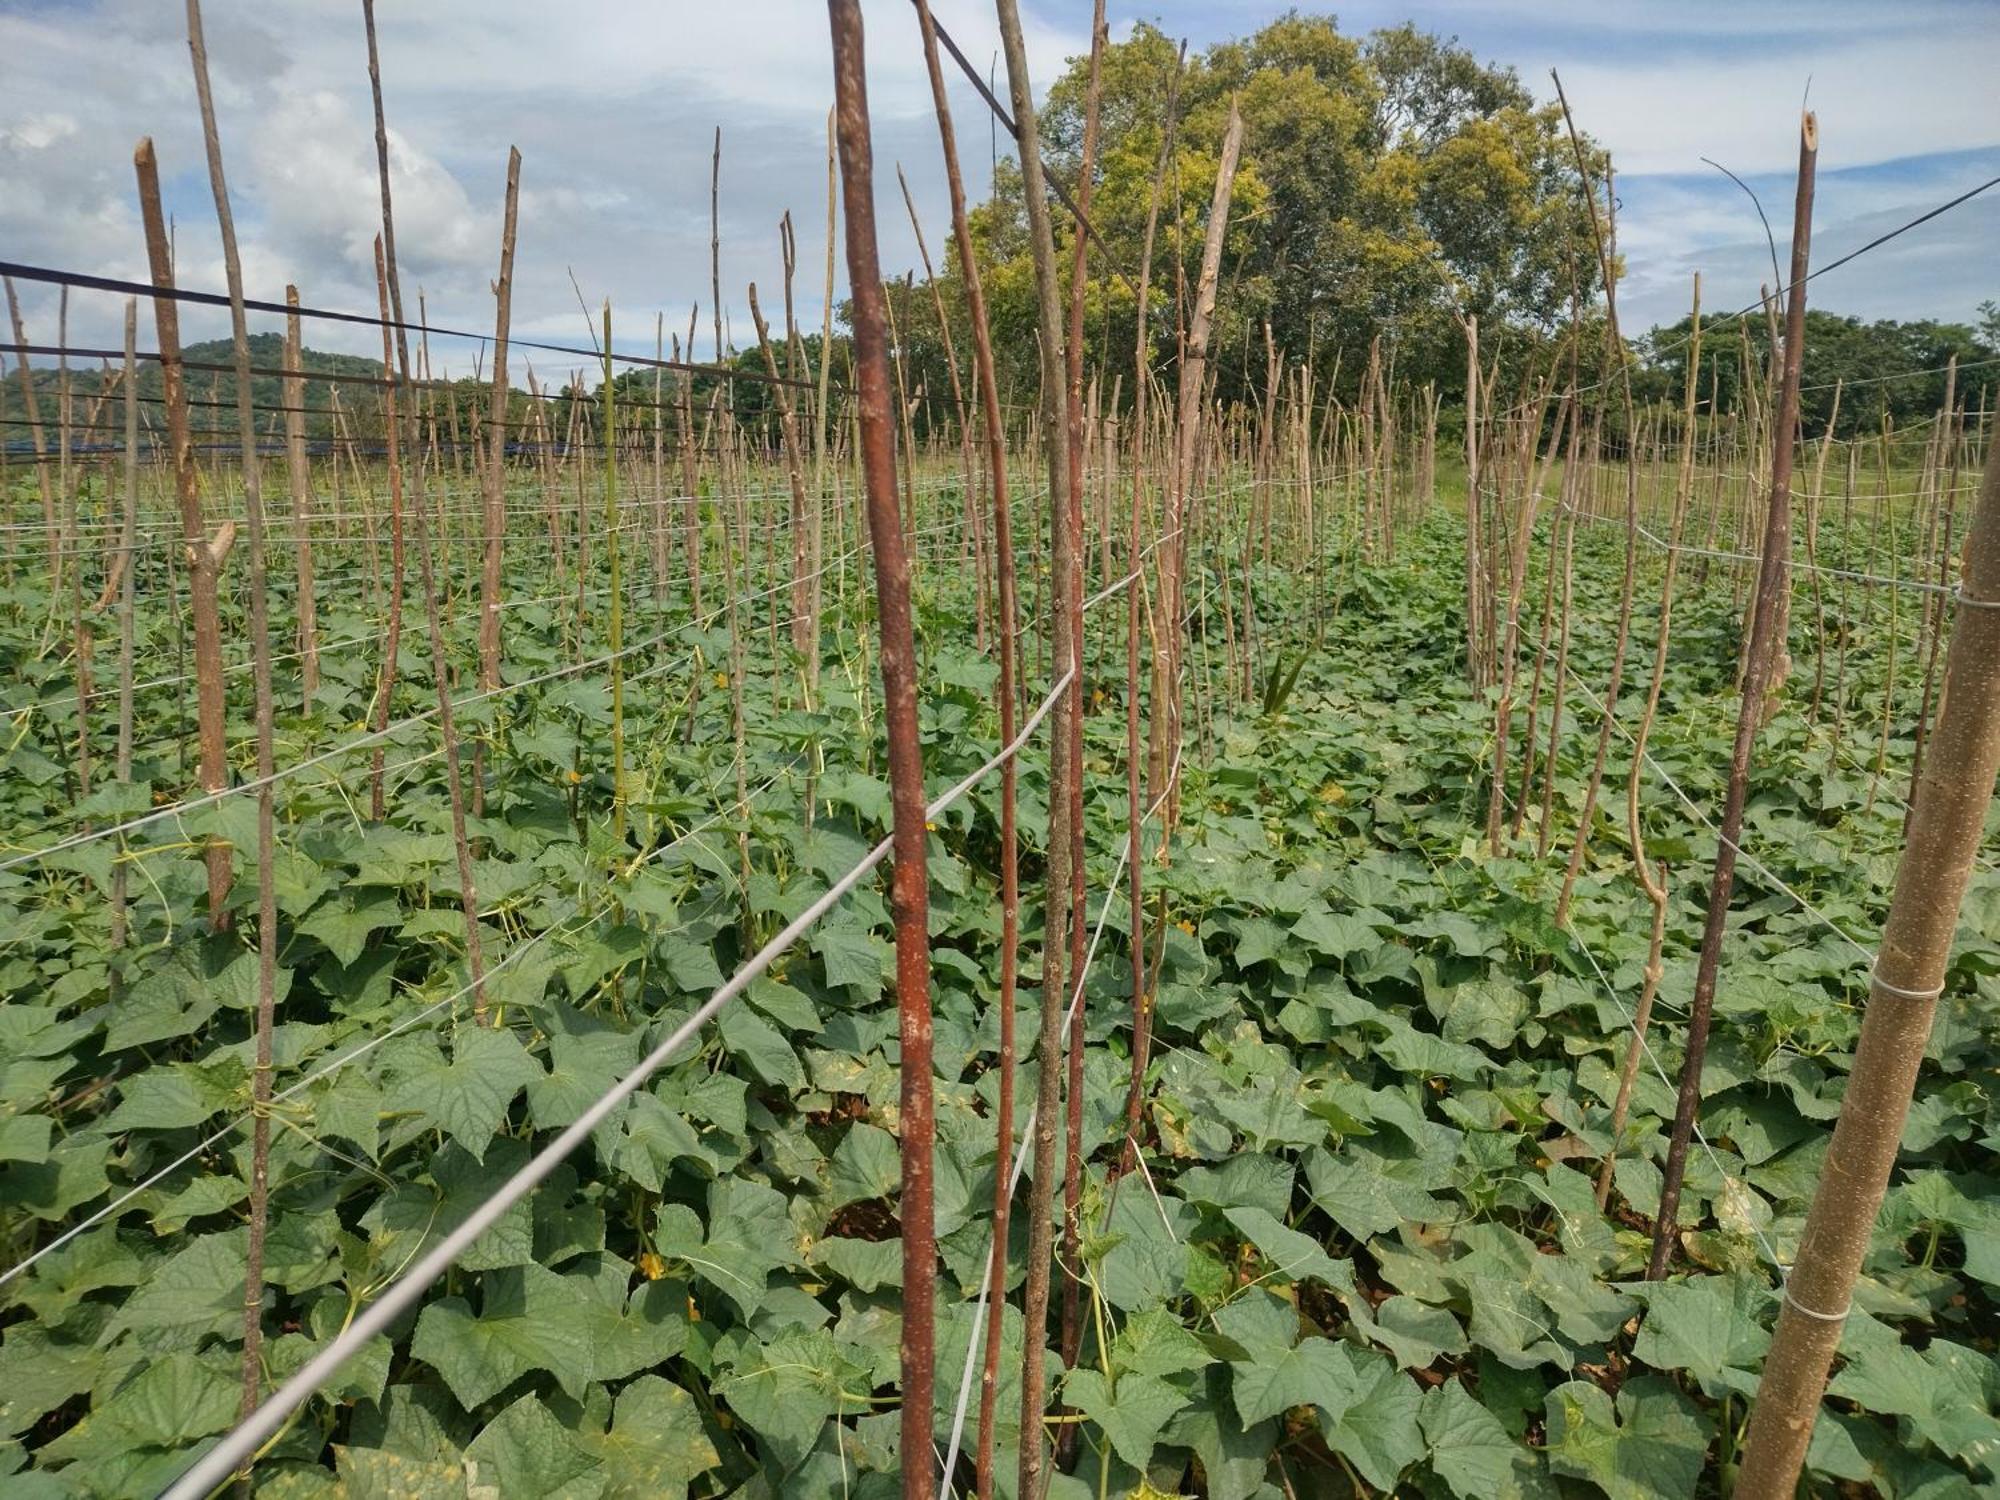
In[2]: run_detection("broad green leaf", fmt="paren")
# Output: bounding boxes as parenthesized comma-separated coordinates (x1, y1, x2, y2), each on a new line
(0, 1113, 52, 1165)
(410, 1263, 597, 1408)
(1629, 1274, 1772, 1398)
(1827, 1338, 2000, 1472)
(37, 1353, 236, 1464)
(1544, 1376, 1710, 1500)
(716, 1003, 804, 1088)
(1223, 1204, 1349, 1286)
(829, 1121, 900, 1208)
(586, 1376, 719, 1499)
(301, 888, 404, 968)
(1422, 1379, 1527, 1499)
(387, 1026, 542, 1162)
(463, 1394, 604, 1500)
(1352, 1294, 1468, 1369)
(1063, 1369, 1188, 1468)
(1318, 1347, 1425, 1489)
(1111, 1306, 1213, 1380)
(1215, 1295, 1345, 1428)
(1305, 1146, 1447, 1241)
(105, 1230, 247, 1351)
(1163, 1365, 1276, 1500)
(1292, 907, 1380, 960)
(714, 1326, 866, 1470)
(653, 1176, 795, 1318)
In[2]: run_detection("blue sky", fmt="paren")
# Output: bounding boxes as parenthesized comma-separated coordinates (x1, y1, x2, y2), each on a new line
(1, 0, 1993, 367)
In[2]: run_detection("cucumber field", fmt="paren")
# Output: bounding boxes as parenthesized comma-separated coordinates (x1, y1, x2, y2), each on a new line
(1, 3, 1997, 1497)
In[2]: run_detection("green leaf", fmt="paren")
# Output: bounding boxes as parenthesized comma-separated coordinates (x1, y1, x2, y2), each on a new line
(830, 1121, 900, 1207)
(1629, 1274, 1772, 1398)
(1292, 907, 1380, 960)
(1318, 1347, 1425, 1490)
(714, 1326, 866, 1470)
(1063, 1369, 1188, 1469)
(1352, 1294, 1468, 1370)
(1827, 1338, 2000, 1472)
(586, 1376, 719, 1499)
(1421, 1379, 1528, 1499)
(0, 1113, 51, 1165)
(1223, 1204, 1349, 1287)
(1305, 1146, 1447, 1241)
(387, 1026, 543, 1162)
(37, 1353, 236, 1464)
(527, 1026, 638, 1130)
(464, 1394, 604, 1500)
(1110, 1306, 1213, 1380)
(1544, 1376, 1710, 1500)
(105, 1230, 247, 1351)
(1215, 1295, 1342, 1427)
(301, 888, 404, 968)
(716, 1002, 803, 1088)
(0, 1326, 96, 1438)
(1163, 1365, 1277, 1500)
(410, 1263, 598, 1408)
(653, 1177, 795, 1318)
(813, 920, 886, 992)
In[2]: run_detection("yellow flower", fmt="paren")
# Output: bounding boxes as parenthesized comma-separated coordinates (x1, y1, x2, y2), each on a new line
(565, 769, 582, 786)
(713, 671, 729, 690)
(1176, 919, 1195, 935)
(638, 1250, 666, 1281)
(925, 820, 938, 832)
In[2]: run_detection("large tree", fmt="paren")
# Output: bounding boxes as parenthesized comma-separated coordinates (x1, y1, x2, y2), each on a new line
(932, 13, 1605, 408)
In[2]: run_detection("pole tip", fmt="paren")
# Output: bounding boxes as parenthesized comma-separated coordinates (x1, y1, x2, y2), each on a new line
(1802, 111, 1819, 150)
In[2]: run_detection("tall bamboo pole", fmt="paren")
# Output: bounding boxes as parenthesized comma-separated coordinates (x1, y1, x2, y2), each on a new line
(829, 11, 934, 1497)
(134, 139, 235, 929)
(1650, 113, 1818, 1278)
(282, 286, 320, 708)
(912, 6, 1020, 1490)
(1735, 354, 2000, 1500)
(992, 0, 1078, 1489)
(184, 1, 278, 1465)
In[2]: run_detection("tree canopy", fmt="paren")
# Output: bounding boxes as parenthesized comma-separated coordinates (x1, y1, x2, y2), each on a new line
(929, 12, 1608, 409)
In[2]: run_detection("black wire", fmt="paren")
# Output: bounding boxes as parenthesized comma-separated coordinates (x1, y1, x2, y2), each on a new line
(0, 260, 829, 393)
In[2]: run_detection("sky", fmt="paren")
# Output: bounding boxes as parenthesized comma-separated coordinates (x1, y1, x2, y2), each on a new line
(1, 0, 1995, 377)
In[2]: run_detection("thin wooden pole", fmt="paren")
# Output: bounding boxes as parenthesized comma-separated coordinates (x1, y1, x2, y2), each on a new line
(829, 8, 935, 1495)
(1650, 112, 1818, 1278)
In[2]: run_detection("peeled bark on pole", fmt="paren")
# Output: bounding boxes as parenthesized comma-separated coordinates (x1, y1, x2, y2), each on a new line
(135, 138, 235, 930)
(1649, 112, 1818, 1280)
(109, 300, 138, 999)
(827, 8, 934, 1494)
(361, 0, 412, 392)
(1734, 345, 2000, 1500)
(1462, 315, 1482, 688)
(1117, 44, 1181, 1173)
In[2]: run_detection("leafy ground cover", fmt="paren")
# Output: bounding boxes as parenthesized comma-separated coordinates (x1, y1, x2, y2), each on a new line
(0, 481, 1995, 1498)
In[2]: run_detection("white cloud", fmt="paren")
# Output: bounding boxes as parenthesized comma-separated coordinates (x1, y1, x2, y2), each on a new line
(1, 0, 1989, 371)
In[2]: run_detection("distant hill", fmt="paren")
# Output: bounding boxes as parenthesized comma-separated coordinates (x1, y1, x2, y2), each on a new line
(8, 334, 400, 447)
